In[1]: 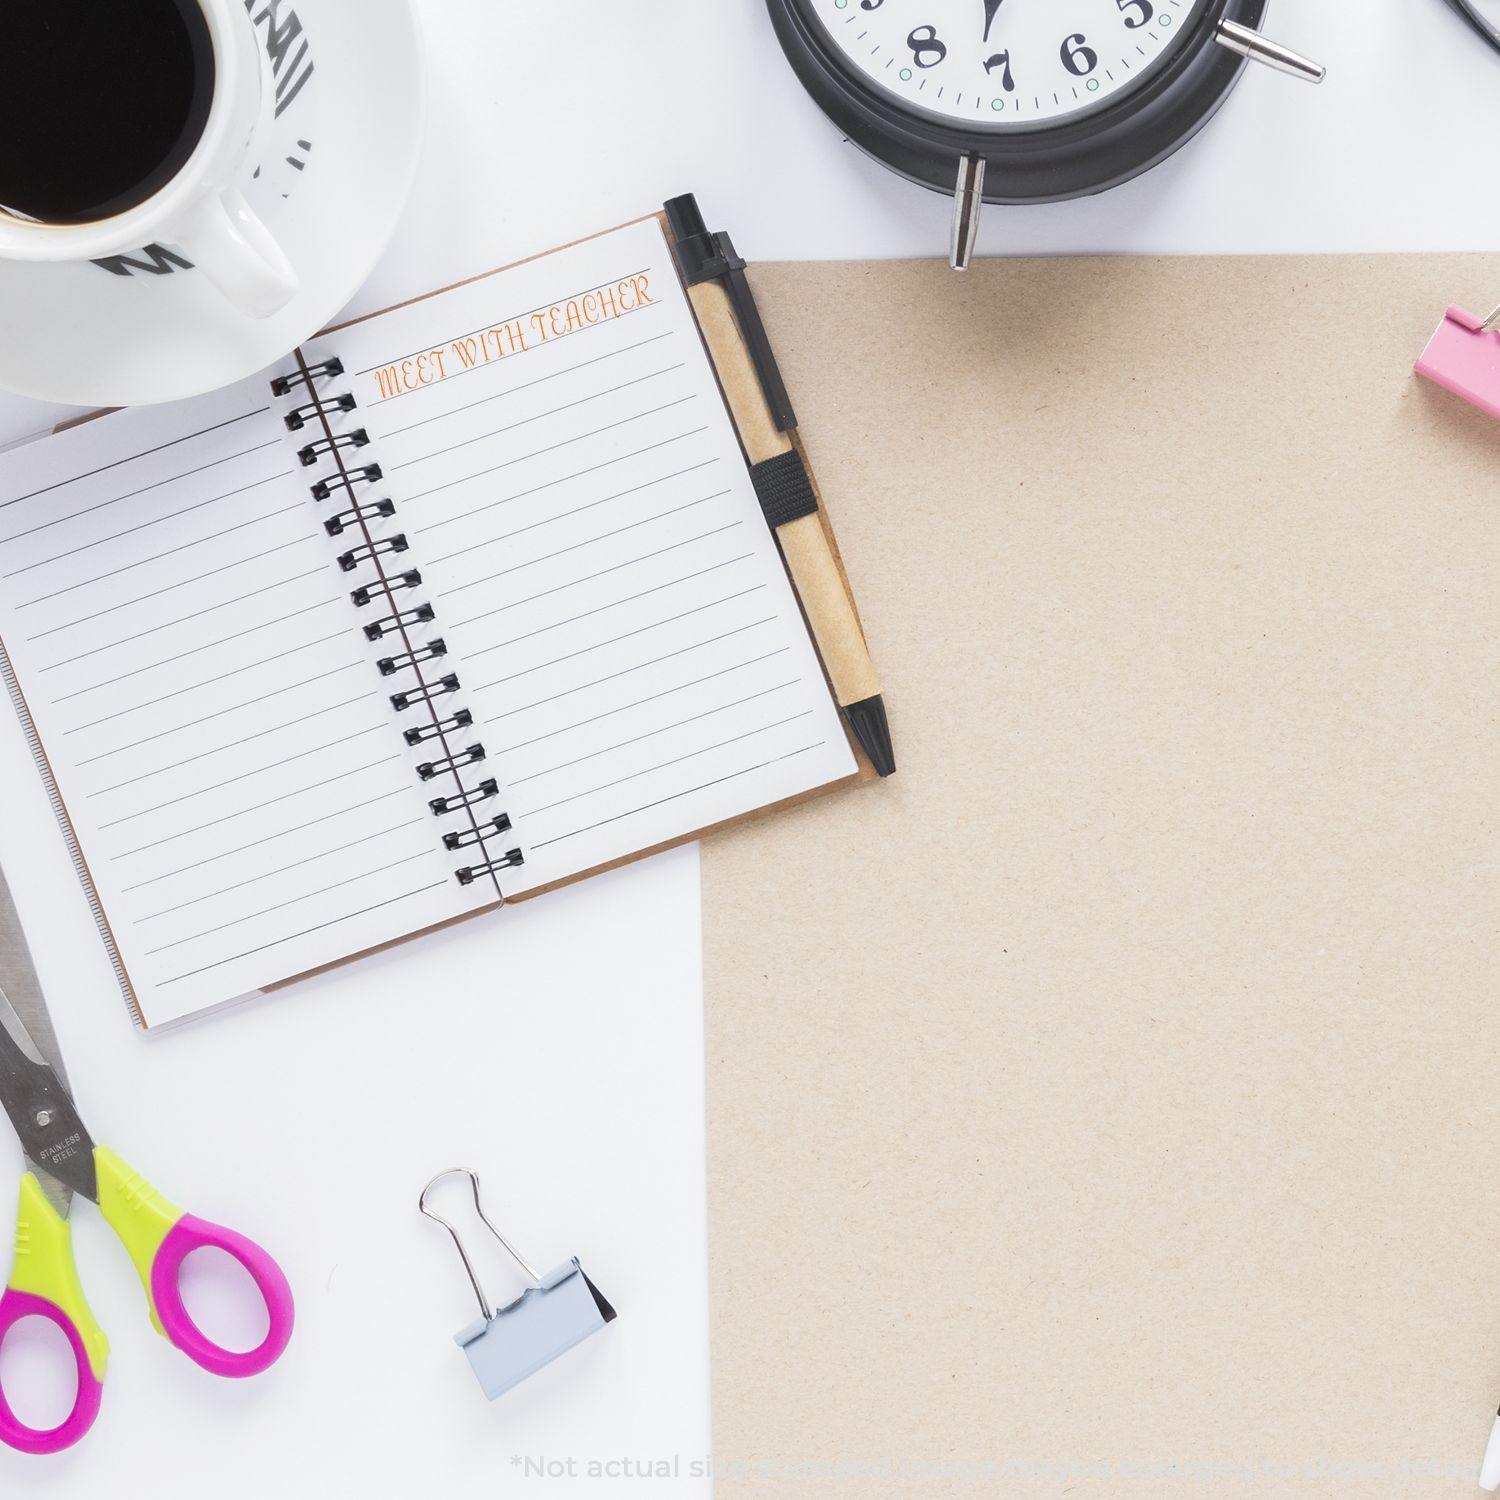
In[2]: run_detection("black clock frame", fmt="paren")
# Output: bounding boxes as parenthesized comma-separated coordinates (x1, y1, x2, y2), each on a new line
(768, 0, 1270, 205)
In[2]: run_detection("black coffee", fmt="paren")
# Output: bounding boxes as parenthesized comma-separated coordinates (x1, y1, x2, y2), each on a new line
(0, 0, 215, 225)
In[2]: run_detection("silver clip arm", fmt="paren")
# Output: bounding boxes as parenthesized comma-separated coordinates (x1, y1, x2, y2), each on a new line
(419, 1167, 542, 1321)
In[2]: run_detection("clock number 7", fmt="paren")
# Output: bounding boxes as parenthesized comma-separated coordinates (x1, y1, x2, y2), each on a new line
(982, 0, 1013, 89)
(984, 50, 1015, 91)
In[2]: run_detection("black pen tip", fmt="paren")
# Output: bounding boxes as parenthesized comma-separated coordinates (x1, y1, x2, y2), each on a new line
(844, 695, 895, 778)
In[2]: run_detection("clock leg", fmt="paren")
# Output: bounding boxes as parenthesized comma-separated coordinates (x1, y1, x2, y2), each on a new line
(1214, 20, 1326, 83)
(949, 155, 985, 273)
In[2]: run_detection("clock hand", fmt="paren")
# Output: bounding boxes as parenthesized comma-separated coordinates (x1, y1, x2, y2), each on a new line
(982, 0, 1004, 43)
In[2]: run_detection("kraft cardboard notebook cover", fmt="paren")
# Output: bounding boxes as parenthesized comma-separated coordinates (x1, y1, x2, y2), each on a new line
(704, 253, 1500, 1497)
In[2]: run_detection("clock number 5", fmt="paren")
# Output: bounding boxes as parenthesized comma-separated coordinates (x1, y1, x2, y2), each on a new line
(1060, 33, 1098, 77)
(907, 25, 948, 68)
(1116, 0, 1154, 25)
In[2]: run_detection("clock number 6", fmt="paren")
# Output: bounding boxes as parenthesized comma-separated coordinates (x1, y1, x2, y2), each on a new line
(907, 25, 948, 68)
(1116, 0, 1155, 25)
(1060, 33, 1098, 77)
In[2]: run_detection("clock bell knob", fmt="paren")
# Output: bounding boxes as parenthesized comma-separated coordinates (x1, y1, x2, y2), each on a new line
(949, 155, 986, 273)
(1213, 19, 1327, 83)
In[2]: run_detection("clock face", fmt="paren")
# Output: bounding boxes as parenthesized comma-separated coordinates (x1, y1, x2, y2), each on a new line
(804, 0, 1210, 131)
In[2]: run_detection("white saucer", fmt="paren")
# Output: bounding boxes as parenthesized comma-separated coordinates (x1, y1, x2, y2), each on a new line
(0, 0, 425, 409)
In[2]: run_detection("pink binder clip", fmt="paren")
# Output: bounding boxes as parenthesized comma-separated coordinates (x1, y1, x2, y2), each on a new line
(1415, 305, 1500, 421)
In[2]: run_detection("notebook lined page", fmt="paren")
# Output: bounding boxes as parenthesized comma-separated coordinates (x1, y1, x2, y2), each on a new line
(0, 382, 488, 1027)
(300, 216, 856, 894)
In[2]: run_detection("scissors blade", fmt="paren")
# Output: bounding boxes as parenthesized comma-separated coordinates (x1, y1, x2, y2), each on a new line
(0, 865, 96, 1210)
(0, 862, 68, 1087)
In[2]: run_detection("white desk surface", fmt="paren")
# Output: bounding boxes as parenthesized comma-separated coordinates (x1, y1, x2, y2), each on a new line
(0, 1, 1496, 1494)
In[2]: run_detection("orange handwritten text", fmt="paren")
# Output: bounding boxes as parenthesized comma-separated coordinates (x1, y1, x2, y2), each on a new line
(370, 273, 656, 401)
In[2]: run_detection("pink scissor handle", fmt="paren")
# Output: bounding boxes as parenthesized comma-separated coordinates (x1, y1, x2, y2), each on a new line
(149, 1216, 294, 1379)
(0, 1288, 104, 1456)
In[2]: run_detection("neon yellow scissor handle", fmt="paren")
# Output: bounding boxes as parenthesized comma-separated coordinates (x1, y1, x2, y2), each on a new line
(0, 1149, 294, 1457)
(0, 1174, 109, 1454)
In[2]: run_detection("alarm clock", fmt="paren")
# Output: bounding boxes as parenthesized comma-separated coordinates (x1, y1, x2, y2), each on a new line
(767, 0, 1325, 267)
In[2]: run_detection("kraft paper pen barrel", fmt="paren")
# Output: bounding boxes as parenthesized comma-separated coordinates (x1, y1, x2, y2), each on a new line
(664, 193, 895, 778)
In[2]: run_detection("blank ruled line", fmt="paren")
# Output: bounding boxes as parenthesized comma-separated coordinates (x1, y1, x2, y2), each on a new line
(393, 399, 696, 498)
(423, 462, 719, 566)
(462, 555, 753, 661)
(143, 849, 437, 955)
(122, 787, 413, 892)
(134, 816, 424, 918)
(35, 567, 331, 658)
(476, 587, 766, 687)
(386, 367, 685, 469)
(495, 652, 793, 756)
(63, 629, 350, 727)
(418, 446, 719, 545)
(18, 501, 306, 608)
(379, 331, 675, 439)
(517, 711, 815, 819)
(451, 523, 743, 631)
(114, 755, 401, 858)
(356, 268, 653, 377)
(3, 465, 292, 577)
(476, 619, 779, 717)
(530, 744, 825, 850)
(88, 691, 379, 796)
(75, 662, 365, 764)
(0, 406, 268, 512)
(155, 882, 448, 986)
(98, 723, 391, 829)
(440, 495, 726, 601)
(28, 535, 319, 638)
(405, 426, 708, 519)
(51, 603, 342, 701)
(506, 681, 800, 787)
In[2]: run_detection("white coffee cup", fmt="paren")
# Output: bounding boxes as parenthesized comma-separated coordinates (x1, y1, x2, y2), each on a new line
(0, 0, 298, 320)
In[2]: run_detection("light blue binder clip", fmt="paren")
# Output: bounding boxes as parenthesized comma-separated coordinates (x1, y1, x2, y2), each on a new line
(419, 1168, 617, 1401)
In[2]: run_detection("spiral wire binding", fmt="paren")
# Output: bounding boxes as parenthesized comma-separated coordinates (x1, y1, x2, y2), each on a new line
(377, 638, 447, 676)
(285, 392, 356, 432)
(269, 353, 524, 892)
(311, 463, 382, 502)
(354, 570, 422, 610)
(325, 498, 395, 537)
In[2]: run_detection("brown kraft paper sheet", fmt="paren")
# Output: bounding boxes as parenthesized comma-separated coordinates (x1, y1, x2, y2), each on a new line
(703, 253, 1500, 1499)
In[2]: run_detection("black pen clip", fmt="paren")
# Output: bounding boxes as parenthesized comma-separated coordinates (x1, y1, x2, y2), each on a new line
(664, 194, 797, 434)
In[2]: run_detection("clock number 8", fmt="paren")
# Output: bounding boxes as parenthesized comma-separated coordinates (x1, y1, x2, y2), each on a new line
(906, 25, 948, 69)
(1060, 33, 1098, 77)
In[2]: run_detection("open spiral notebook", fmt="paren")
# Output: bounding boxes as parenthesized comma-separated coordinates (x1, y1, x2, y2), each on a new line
(0, 213, 868, 1028)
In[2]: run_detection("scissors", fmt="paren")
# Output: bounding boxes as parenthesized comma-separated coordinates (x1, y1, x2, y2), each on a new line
(0, 866, 293, 1455)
